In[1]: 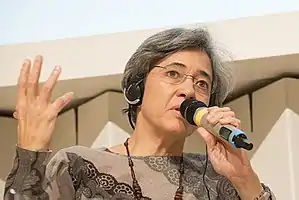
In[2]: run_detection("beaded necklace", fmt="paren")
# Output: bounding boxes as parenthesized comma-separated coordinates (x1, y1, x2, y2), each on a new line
(124, 138, 185, 199)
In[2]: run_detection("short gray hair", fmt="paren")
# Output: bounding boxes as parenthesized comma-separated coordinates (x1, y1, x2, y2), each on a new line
(121, 27, 234, 124)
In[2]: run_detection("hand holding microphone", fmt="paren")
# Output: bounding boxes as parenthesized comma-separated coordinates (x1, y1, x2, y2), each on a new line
(179, 98, 262, 197)
(180, 99, 253, 151)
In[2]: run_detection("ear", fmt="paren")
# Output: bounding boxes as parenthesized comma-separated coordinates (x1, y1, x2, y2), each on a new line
(123, 79, 144, 106)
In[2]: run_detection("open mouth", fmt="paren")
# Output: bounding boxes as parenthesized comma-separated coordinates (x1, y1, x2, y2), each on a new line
(172, 107, 181, 115)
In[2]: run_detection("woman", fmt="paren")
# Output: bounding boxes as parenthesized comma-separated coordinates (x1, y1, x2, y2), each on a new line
(4, 28, 275, 199)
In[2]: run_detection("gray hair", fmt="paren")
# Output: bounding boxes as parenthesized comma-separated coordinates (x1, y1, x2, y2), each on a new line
(121, 27, 234, 124)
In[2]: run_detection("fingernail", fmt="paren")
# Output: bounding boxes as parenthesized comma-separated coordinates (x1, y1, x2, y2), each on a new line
(67, 92, 74, 98)
(36, 55, 43, 59)
(23, 59, 30, 65)
(53, 66, 61, 73)
(13, 112, 18, 119)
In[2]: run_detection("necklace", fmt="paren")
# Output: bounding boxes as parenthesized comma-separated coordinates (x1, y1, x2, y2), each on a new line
(124, 138, 185, 200)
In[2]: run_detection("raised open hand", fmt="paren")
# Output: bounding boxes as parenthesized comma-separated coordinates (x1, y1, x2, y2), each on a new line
(14, 55, 73, 151)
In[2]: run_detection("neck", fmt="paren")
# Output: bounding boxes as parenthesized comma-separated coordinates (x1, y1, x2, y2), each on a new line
(127, 113, 185, 157)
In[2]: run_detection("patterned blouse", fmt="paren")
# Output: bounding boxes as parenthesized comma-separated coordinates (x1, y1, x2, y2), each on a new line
(4, 145, 275, 199)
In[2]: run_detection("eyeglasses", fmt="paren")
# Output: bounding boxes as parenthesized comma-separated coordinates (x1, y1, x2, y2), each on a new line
(152, 65, 213, 95)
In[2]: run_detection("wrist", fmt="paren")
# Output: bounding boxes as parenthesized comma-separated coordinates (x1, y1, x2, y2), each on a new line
(231, 171, 263, 200)
(17, 143, 50, 152)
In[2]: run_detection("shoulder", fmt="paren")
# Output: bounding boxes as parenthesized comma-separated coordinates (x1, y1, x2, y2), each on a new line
(47, 145, 109, 171)
(50, 145, 107, 162)
(45, 145, 112, 179)
(54, 145, 104, 156)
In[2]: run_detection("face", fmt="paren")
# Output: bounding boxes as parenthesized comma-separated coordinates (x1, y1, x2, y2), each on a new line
(138, 49, 213, 137)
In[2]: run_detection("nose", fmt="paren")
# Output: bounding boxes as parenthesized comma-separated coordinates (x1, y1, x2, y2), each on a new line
(176, 78, 195, 99)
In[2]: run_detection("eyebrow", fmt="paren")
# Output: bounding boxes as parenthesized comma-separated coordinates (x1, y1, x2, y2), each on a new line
(165, 62, 213, 83)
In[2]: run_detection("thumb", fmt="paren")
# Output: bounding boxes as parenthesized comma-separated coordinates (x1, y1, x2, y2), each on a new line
(197, 127, 217, 148)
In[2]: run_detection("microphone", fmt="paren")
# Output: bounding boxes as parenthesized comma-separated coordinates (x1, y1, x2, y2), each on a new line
(180, 99, 253, 151)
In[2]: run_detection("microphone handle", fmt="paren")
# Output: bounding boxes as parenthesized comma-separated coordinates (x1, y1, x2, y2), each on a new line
(194, 108, 253, 151)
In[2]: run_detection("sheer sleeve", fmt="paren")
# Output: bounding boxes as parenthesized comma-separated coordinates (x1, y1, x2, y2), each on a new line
(202, 156, 276, 200)
(4, 146, 75, 200)
(256, 183, 276, 200)
(235, 183, 276, 200)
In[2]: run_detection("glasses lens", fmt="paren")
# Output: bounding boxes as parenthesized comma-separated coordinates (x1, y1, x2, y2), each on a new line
(161, 65, 186, 84)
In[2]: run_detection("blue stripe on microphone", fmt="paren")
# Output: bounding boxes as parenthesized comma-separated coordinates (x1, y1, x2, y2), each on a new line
(229, 128, 247, 147)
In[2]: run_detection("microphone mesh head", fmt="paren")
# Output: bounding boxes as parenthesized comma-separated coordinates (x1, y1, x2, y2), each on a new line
(179, 99, 207, 125)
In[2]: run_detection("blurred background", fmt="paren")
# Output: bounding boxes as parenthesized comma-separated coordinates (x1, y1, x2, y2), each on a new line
(1, 1, 299, 199)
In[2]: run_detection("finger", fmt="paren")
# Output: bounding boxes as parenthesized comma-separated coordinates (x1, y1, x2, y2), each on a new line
(219, 136, 244, 156)
(207, 110, 236, 125)
(207, 106, 231, 113)
(51, 92, 73, 113)
(17, 59, 31, 104)
(219, 117, 241, 128)
(197, 127, 217, 148)
(40, 66, 61, 102)
(13, 111, 18, 119)
(206, 106, 231, 124)
(27, 55, 43, 99)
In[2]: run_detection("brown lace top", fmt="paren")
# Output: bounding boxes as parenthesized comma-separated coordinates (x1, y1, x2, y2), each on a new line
(4, 145, 275, 200)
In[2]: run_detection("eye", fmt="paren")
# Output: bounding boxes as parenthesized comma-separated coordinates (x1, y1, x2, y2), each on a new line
(166, 70, 180, 78)
(195, 80, 209, 90)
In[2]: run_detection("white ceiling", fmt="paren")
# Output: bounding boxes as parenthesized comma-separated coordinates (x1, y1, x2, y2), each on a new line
(2, 1, 299, 45)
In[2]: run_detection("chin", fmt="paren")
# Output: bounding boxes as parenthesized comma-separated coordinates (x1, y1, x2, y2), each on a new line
(154, 111, 193, 137)
(162, 119, 189, 136)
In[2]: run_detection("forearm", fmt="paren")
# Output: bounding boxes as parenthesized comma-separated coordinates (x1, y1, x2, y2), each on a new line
(4, 147, 74, 200)
(4, 146, 50, 198)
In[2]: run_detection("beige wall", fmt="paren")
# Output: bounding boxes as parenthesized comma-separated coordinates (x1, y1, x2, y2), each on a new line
(1, 78, 298, 199)
(1, 11, 299, 199)
(250, 78, 299, 199)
